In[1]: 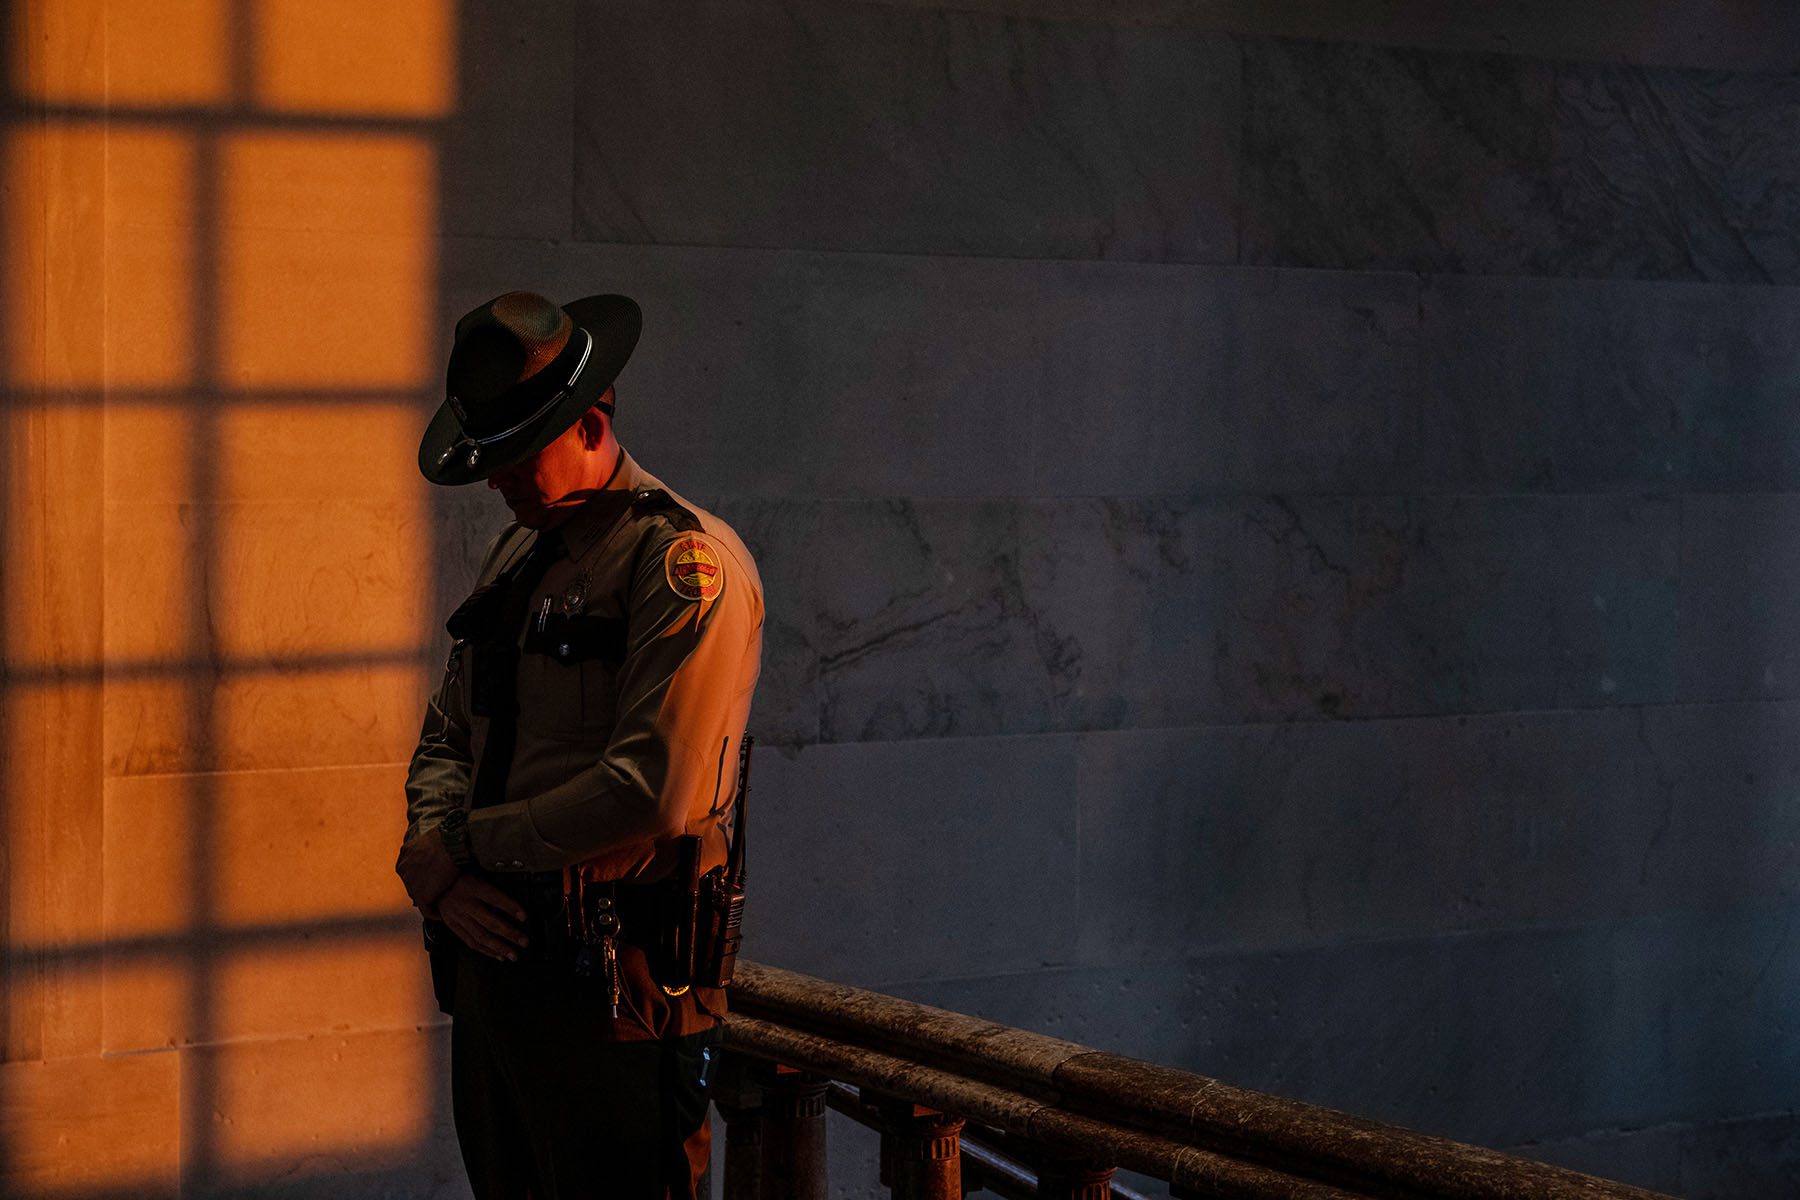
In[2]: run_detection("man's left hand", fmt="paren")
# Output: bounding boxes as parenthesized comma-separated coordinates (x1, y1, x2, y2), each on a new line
(396, 830, 459, 908)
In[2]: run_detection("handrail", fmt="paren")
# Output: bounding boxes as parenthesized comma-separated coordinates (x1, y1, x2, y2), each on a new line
(721, 960, 1675, 1200)
(728, 1012, 1366, 1198)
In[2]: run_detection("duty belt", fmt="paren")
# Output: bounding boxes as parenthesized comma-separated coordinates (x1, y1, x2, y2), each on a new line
(485, 871, 672, 964)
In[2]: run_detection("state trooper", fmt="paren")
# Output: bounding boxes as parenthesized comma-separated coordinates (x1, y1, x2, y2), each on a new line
(395, 289, 764, 1199)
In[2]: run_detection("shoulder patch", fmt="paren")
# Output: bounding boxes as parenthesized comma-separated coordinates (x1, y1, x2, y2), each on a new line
(664, 533, 725, 602)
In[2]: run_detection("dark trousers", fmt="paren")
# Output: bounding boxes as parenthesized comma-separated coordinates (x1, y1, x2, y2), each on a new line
(451, 947, 718, 1200)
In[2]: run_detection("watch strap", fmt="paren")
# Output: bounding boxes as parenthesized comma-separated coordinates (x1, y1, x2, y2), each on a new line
(438, 808, 476, 870)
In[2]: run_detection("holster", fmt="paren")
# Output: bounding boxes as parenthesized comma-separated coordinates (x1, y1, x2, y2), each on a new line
(694, 864, 747, 989)
(662, 839, 747, 992)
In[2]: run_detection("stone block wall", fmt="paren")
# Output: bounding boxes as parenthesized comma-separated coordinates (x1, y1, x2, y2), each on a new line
(2, 1, 467, 1196)
(429, 4, 1798, 1196)
(7, 1, 1800, 1197)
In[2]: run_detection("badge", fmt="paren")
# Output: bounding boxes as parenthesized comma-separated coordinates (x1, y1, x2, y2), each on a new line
(561, 574, 589, 615)
(664, 534, 724, 602)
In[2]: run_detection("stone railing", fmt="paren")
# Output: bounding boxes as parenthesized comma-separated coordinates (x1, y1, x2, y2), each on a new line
(712, 962, 1674, 1200)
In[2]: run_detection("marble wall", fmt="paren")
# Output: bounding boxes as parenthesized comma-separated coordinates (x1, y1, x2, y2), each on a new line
(443, 0, 1800, 1196)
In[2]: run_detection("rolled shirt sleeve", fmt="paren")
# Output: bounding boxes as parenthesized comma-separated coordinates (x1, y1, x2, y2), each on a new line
(400, 526, 519, 846)
(466, 522, 760, 871)
(403, 643, 473, 843)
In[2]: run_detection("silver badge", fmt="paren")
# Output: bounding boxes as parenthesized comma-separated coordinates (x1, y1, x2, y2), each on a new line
(562, 575, 589, 615)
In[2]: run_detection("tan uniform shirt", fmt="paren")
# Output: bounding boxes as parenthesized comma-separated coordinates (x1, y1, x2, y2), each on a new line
(404, 443, 764, 885)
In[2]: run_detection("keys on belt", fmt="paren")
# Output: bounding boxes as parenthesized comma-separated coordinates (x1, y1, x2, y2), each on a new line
(481, 870, 675, 1019)
(568, 877, 622, 1018)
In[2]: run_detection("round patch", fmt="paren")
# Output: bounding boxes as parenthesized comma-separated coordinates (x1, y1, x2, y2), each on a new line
(664, 535, 724, 602)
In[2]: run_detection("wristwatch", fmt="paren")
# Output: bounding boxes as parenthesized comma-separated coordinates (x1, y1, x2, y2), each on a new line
(438, 808, 476, 870)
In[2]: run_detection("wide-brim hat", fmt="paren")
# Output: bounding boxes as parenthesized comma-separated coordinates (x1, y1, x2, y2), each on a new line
(418, 290, 642, 485)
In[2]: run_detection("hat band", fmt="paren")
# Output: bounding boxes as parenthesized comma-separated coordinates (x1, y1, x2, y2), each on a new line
(437, 328, 597, 474)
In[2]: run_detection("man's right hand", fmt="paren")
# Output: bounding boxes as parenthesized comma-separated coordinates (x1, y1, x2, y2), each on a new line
(436, 874, 530, 962)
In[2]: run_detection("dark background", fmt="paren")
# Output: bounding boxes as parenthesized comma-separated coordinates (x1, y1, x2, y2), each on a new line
(433, 3, 1800, 1196)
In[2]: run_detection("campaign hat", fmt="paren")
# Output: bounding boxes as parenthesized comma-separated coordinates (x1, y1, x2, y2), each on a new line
(418, 290, 641, 485)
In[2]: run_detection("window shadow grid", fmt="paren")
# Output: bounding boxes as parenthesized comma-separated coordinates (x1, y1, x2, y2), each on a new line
(0, 0, 454, 1193)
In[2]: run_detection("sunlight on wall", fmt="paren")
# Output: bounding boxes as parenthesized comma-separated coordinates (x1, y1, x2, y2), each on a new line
(11, 0, 228, 106)
(255, 0, 455, 117)
(1, 0, 452, 1193)
(219, 134, 434, 386)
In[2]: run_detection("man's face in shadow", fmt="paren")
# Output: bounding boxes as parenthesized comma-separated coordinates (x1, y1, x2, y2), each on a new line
(485, 406, 613, 529)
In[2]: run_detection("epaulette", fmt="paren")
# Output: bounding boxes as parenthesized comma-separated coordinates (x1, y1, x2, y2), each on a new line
(630, 487, 702, 532)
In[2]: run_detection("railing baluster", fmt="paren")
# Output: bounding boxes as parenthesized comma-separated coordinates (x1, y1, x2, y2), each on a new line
(868, 1091, 965, 1200)
(1035, 1157, 1117, 1200)
(758, 1063, 829, 1200)
(714, 1052, 763, 1200)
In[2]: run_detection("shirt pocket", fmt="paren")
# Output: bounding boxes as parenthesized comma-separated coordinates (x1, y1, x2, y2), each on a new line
(518, 612, 627, 741)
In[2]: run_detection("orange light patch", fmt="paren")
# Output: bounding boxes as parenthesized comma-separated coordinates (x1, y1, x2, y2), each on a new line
(107, 939, 433, 1059)
(102, 774, 199, 938)
(13, 0, 229, 105)
(219, 134, 434, 387)
(105, 764, 413, 935)
(9, 0, 103, 105)
(254, 0, 454, 117)
(219, 403, 420, 502)
(215, 940, 434, 1043)
(104, 403, 196, 505)
(104, 663, 423, 777)
(664, 535, 724, 602)
(214, 763, 415, 925)
(198, 1027, 431, 1175)
(102, 499, 200, 666)
(103, 129, 197, 386)
(102, 959, 189, 1054)
(212, 500, 430, 659)
(3, 124, 108, 389)
(0, 1053, 180, 1196)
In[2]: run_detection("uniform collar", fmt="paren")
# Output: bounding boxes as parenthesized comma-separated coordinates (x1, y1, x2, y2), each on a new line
(552, 444, 663, 564)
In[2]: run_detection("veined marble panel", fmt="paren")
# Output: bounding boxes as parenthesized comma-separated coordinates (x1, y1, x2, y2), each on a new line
(903, 906, 1800, 1148)
(1421, 275, 1700, 492)
(572, 0, 1240, 262)
(1072, 701, 1800, 964)
(1511, 1111, 1800, 1200)
(811, 493, 1678, 740)
(853, 1, 1800, 73)
(745, 735, 1079, 986)
(1683, 286, 1800, 491)
(1241, 37, 1800, 282)
(1677, 493, 1800, 703)
(428, 488, 510, 625)
(1026, 263, 1422, 496)
(1425, 274, 1800, 493)
(706, 498, 824, 747)
(440, 0, 574, 239)
(438, 237, 998, 498)
(437, 236, 1424, 498)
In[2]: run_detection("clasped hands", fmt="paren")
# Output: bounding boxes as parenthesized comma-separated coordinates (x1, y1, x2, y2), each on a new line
(396, 830, 532, 962)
